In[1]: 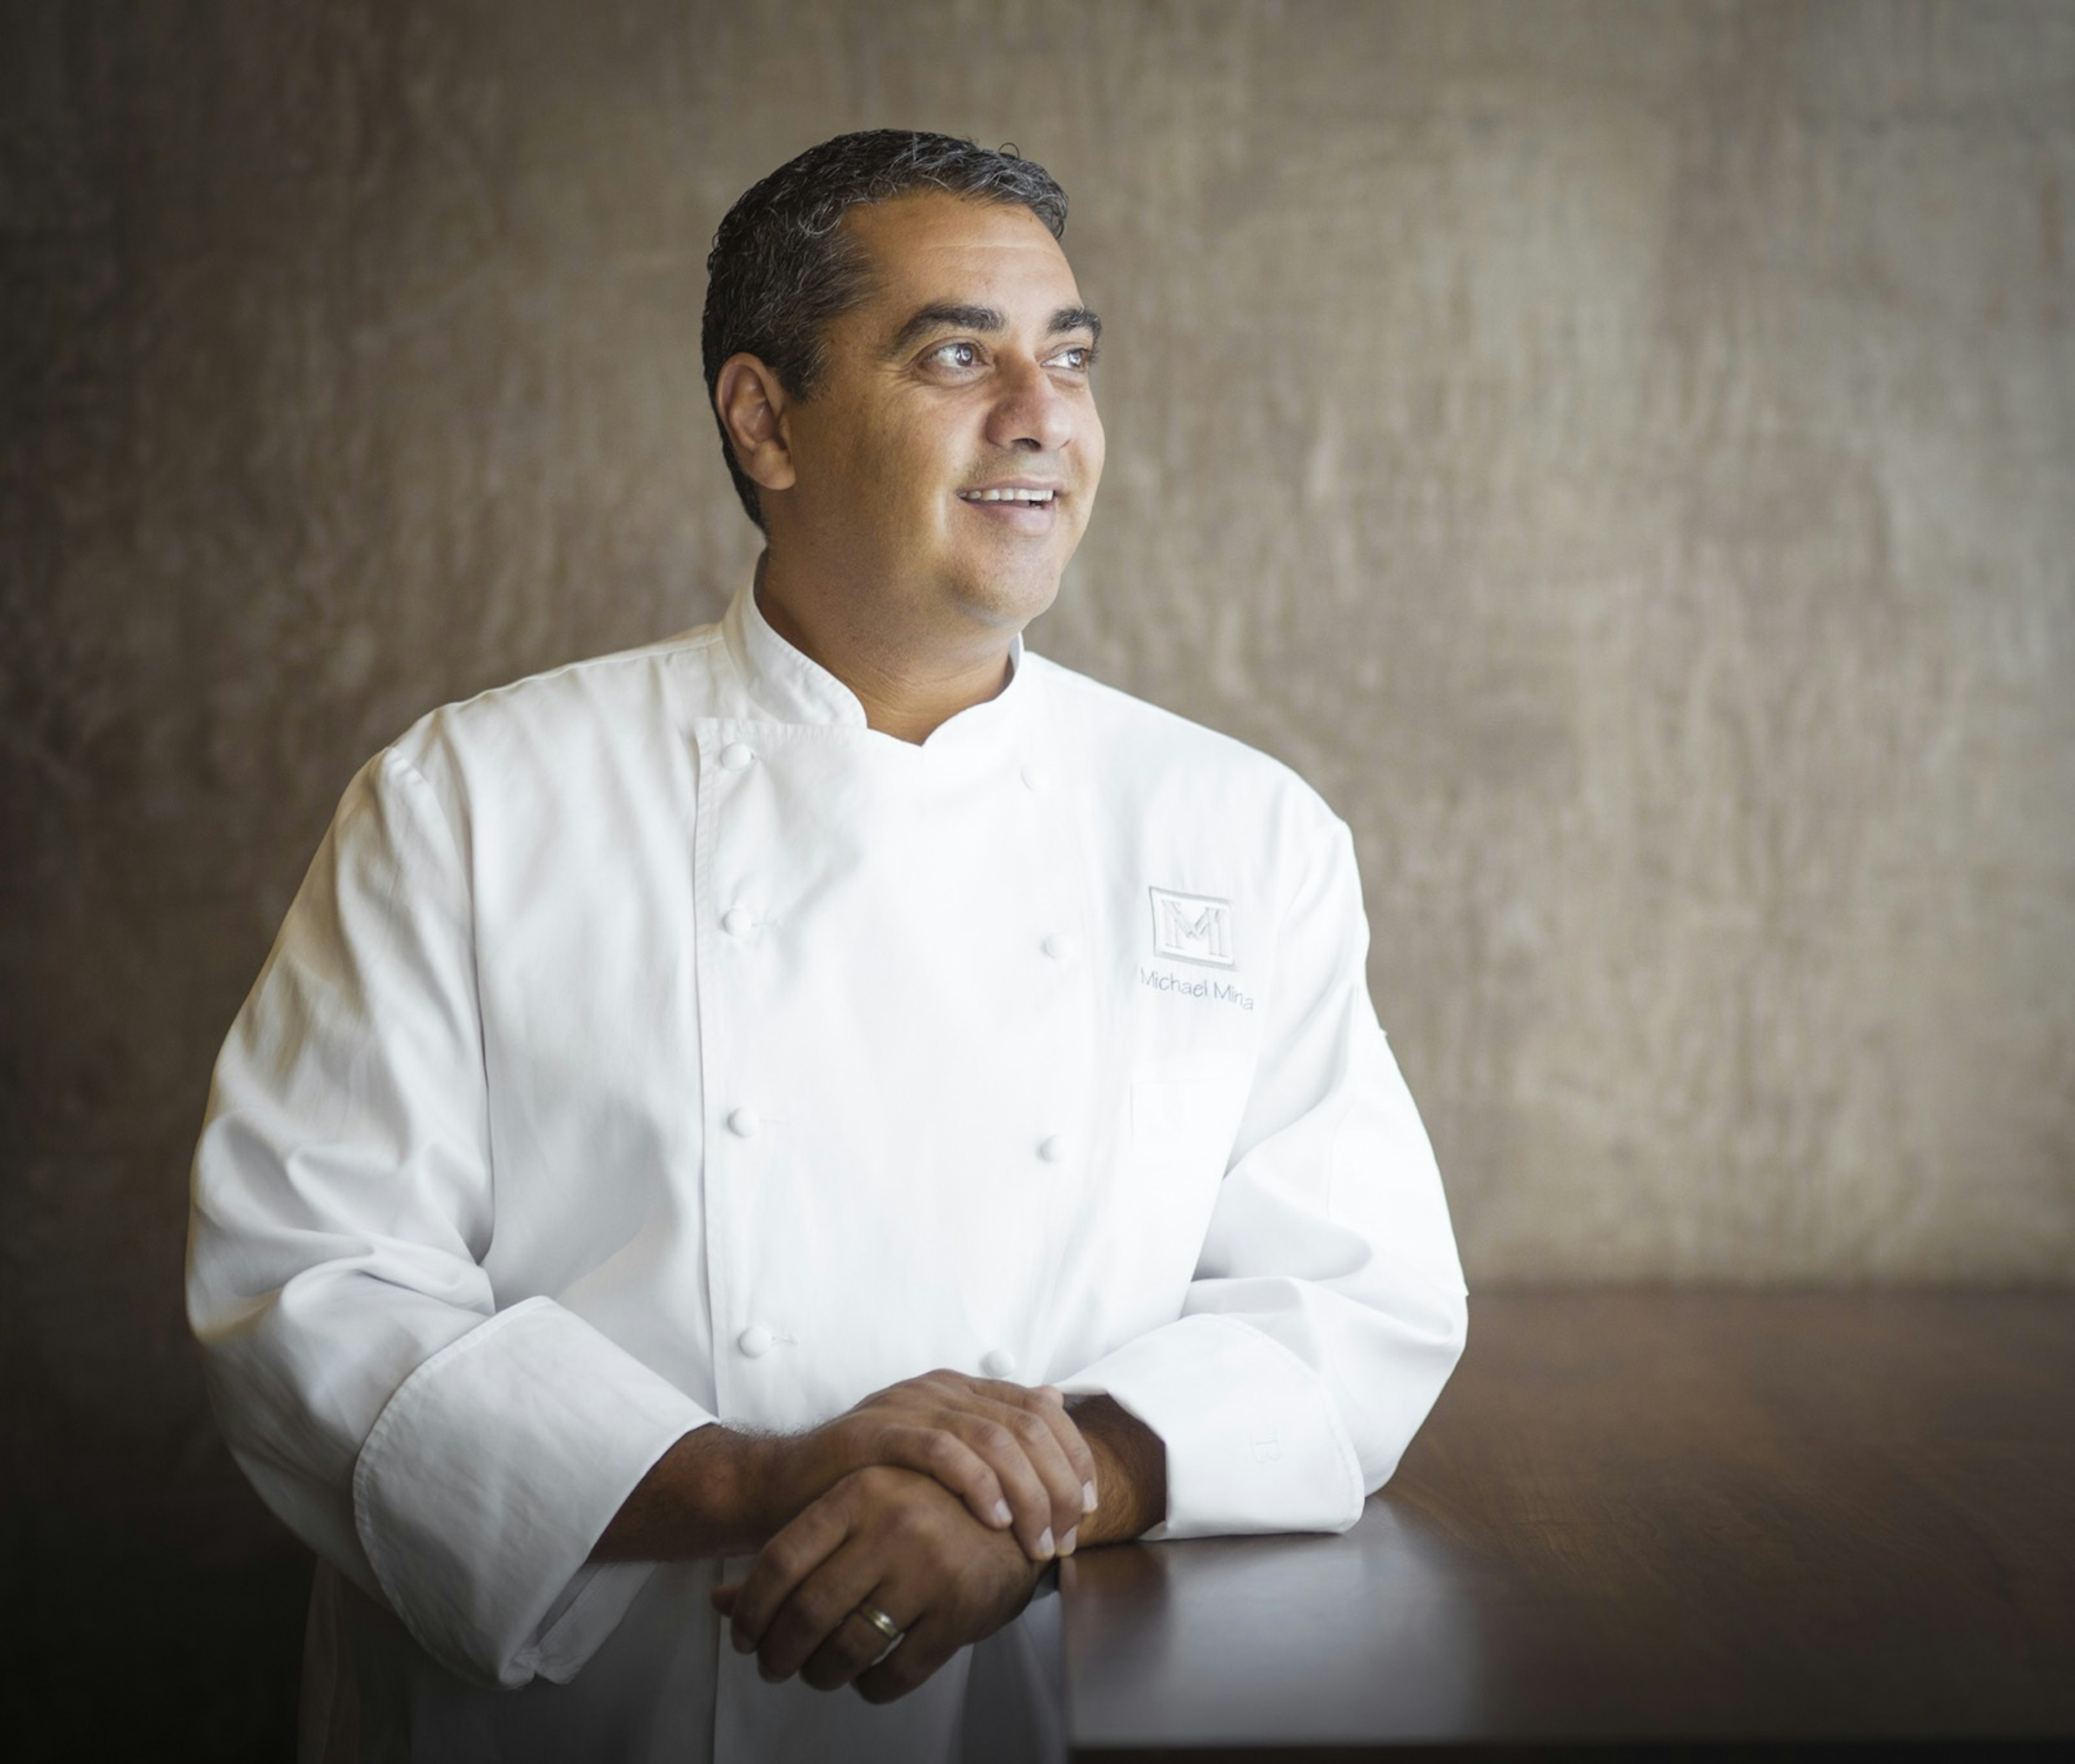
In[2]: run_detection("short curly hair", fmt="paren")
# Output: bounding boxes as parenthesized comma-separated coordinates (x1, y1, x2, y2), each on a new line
(701, 130, 1069, 529)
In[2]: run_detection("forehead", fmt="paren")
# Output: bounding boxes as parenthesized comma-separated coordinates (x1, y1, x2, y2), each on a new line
(837, 193, 1082, 330)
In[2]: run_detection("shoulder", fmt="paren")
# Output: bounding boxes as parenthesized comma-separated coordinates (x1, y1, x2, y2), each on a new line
(378, 621, 729, 825)
(1025, 652, 1346, 846)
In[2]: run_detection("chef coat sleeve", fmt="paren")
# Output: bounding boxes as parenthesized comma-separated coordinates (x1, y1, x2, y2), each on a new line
(1059, 812, 1467, 1539)
(186, 744, 715, 1688)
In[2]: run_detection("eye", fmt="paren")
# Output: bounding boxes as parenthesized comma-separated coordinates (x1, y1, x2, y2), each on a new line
(1049, 344, 1097, 373)
(927, 340, 981, 370)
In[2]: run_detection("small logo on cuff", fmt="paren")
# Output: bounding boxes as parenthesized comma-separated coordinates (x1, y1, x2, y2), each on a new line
(1149, 887, 1235, 968)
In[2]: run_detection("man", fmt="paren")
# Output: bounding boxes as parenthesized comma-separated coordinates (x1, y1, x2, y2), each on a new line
(188, 130, 1468, 1762)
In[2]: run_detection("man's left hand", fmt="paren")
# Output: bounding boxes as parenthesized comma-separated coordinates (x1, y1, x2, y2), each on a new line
(712, 1465, 1043, 1702)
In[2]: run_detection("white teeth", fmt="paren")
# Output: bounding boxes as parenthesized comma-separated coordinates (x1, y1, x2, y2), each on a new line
(963, 487, 1054, 503)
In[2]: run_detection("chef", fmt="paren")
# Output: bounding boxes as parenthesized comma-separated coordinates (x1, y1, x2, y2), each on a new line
(187, 130, 1469, 1762)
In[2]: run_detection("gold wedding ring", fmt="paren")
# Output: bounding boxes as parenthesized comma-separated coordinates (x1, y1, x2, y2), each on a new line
(855, 1601, 905, 1653)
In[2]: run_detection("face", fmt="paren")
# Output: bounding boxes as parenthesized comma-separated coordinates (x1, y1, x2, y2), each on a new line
(769, 192, 1105, 639)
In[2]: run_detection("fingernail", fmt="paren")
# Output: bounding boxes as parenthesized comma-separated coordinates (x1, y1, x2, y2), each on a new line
(1036, 1527, 1055, 1558)
(1082, 1480, 1099, 1514)
(993, 1500, 1013, 1527)
(1060, 1527, 1078, 1556)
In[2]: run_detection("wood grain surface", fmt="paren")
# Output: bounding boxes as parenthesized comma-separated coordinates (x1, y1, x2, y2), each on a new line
(1062, 1291, 2075, 1759)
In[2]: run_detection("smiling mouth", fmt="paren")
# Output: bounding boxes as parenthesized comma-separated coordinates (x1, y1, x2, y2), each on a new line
(958, 487, 1057, 505)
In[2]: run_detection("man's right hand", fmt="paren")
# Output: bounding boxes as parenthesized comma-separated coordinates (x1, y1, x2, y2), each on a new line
(782, 1372, 1098, 1562)
(592, 1371, 1099, 1566)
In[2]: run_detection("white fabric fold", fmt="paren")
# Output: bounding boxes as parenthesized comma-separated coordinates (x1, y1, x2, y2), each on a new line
(353, 1297, 712, 1685)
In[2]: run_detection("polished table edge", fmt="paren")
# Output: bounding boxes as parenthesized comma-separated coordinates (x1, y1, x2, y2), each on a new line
(1060, 1293, 2075, 1756)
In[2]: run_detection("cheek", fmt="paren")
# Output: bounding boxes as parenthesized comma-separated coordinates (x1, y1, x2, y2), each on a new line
(862, 415, 956, 507)
(1081, 403, 1107, 486)
(816, 442, 923, 554)
(1064, 407, 1103, 540)
(853, 437, 955, 561)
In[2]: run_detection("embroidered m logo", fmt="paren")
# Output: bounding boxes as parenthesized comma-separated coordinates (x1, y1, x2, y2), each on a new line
(1149, 887, 1235, 967)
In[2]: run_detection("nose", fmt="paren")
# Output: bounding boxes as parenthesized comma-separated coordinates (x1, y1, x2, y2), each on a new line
(985, 352, 1076, 455)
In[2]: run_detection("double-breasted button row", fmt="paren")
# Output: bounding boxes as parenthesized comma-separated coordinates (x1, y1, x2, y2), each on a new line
(719, 741, 1057, 1375)
(720, 744, 768, 1366)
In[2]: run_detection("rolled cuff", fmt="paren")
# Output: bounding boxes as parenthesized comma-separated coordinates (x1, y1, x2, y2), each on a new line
(1059, 1313, 1366, 1540)
(352, 1295, 714, 1686)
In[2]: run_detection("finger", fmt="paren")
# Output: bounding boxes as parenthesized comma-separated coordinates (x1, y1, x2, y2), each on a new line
(943, 1407, 1063, 1559)
(880, 1375, 1089, 1555)
(875, 1425, 1014, 1536)
(852, 1612, 960, 1706)
(755, 1538, 893, 1686)
(1035, 1385, 1101, 1514)
(1013, 1385, 1101, 1519)
(729, 1497, 853, 1658)
(976, 1391, 1091, 1553)
(797, 1576, 913, 1693)
(710, 1582, 740, 1616)
(898, 1371, 1095, 1507)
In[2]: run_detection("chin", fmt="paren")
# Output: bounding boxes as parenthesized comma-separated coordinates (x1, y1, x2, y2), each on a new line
(946, 563, 1062, 631)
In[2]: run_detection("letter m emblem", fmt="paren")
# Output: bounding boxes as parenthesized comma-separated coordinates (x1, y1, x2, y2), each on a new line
(1149, 887, 1235, 968)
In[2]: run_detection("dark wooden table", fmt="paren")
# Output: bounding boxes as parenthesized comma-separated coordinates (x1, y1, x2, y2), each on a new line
(1059, 1292, 2075, 1759)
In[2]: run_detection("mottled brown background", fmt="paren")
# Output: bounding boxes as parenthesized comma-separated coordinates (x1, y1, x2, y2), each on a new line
(4, 0, 2071, 1755)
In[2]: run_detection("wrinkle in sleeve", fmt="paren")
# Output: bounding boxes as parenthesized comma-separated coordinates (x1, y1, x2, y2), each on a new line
(1060, 816, 1468, 1540)
(186, 746, 712, 1687)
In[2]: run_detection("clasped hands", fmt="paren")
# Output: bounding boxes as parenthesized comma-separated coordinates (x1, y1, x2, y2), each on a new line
(717, 1372, 1099, 1702)
(599, 1371, 1159, 1705)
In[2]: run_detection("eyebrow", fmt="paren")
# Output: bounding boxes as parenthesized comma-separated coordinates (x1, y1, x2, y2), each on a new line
(885, 301, 1103, 357)
(1053, 305, 1103, 347)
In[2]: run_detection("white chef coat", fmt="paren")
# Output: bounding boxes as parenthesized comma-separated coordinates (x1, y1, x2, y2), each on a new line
(188, 576, 1468, 1762)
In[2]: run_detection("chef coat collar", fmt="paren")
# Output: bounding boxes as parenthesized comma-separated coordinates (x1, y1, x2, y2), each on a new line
(721, 560, 1032, 748)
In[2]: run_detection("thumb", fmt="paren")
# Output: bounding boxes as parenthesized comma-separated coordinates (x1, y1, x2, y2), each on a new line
(710, 1582, 741, 1615)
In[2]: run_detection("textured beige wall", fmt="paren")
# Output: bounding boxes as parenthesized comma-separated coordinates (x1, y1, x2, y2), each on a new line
(3, 8, 2072, 1733)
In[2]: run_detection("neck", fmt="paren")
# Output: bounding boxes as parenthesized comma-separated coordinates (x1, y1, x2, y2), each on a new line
(753, 551, 1018, 745)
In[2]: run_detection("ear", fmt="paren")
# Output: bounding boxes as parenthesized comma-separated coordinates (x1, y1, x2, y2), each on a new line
(714, 354, 797, 497)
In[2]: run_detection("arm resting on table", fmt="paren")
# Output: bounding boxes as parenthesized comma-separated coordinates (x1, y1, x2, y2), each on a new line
(1060, 815, 1468, 1540)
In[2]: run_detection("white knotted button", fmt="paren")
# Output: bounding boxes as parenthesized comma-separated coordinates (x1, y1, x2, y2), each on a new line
(981, 1348, 1018, 1379)
(737, 1325, 774, 1359)
(727, 1107, 760, 1138)
(722, 907, 755, 938)
(719, 742, 755, 772)
(1037, 1135, 1065, 1164)
(1041, 933, 1071, 961)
